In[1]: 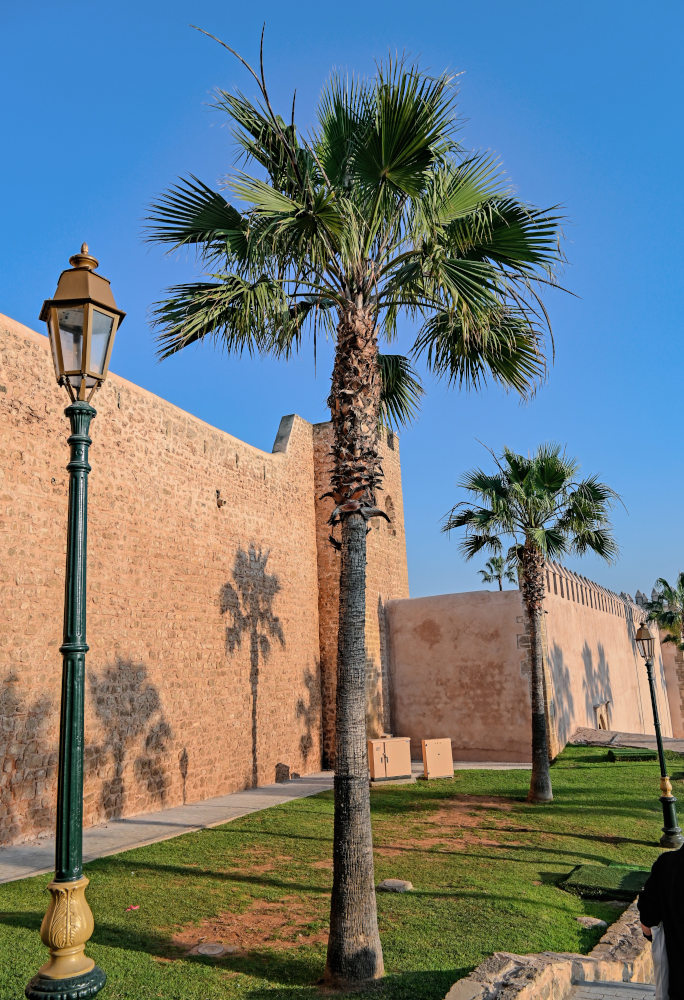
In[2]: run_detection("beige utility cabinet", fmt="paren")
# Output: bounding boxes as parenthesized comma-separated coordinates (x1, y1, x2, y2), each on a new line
(368, 737, 412, 781)
(421, 738, 454, 779)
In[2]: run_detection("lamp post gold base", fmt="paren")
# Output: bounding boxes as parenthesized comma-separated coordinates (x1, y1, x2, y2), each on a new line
(25, 877, 106, 1000)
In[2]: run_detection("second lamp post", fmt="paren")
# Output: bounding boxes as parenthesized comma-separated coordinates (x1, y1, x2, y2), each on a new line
(635, 621, 684, 850)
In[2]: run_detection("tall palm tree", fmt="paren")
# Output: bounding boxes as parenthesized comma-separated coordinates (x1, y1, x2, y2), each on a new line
(646, 575, 684, 649)
(478, 554, 517, 590)
(443, 444, 619, 802)
(146, 33, 562, 985)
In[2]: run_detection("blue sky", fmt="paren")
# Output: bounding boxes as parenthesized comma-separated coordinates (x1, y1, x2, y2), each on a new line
(2, 1, 682, 598)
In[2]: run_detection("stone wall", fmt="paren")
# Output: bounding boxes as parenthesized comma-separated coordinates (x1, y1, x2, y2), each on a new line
(0, 314, 408, 844)
(313, 425, 410, 767)
(386, 563, 672, 761)
(660, 642, 684, 738)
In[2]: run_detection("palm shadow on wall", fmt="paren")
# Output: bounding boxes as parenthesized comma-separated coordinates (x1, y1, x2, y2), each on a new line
(220, 545, 285, 787)
(548, 643, 576, 747)
(88, 658, 173, 821)
(581, 642, 613, 730)
(0, 677, 55, 844)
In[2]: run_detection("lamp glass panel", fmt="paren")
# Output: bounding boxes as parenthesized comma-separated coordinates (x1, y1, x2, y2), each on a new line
(57, 306, 85, 372)
(47, 312, 62, 379)
(90, 309, 115, 375)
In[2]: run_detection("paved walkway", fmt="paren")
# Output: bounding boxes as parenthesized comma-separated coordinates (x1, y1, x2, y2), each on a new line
(0, 759, 530, 884)
(0, 772, 334, 884)
(569, 983, 655, 999)
(571, 726, 684, 754)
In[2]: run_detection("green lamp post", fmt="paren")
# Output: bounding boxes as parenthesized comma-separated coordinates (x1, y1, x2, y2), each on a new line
(635, 621, 684, 850)
(26, 245, 125, 1000)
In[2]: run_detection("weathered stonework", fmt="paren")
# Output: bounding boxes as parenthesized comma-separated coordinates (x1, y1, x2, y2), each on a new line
(0, 314, 408, 845)
(387, 564, 672, 762)
(443, 902, 653, 1000)
(312, 423, 409, 767)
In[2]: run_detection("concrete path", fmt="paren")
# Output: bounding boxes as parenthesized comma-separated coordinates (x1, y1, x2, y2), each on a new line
(0, 772, 333, 884)
(569, 984, 655, 999)
(571, 727, 684, 754)
(0, 759, 531, 884)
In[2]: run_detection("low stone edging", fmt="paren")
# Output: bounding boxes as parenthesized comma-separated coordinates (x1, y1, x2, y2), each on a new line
(444, 902, 653, 1000)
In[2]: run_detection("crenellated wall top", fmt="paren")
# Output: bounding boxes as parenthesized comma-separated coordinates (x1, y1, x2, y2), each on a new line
(545, 561, 645, 621)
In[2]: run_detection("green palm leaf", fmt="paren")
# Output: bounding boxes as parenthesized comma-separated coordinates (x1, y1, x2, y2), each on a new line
(378, 353, 424, 429)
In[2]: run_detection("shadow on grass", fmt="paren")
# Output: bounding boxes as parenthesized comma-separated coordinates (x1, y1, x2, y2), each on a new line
(241, 967, 470, 1000)
(88, 855, 327, 895)
(0, 910, 469, 1000)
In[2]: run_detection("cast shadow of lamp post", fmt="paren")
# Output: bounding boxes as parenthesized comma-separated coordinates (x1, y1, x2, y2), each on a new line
(220, 545, 285, 787)
(88, 658, 172, 821)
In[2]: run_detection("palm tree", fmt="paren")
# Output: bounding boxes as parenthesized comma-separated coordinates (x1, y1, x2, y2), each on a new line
(146, 33, 562, 985)
(646, 575, 684, 649)
(443, 444, 619, 802)
(478, 554, 516, 590)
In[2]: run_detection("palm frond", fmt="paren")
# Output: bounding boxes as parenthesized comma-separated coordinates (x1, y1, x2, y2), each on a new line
(413, 307, 545, 395)
(152, 276, 287, 360)
(146, 176, 247, 260)
(378, 353, 424, 429)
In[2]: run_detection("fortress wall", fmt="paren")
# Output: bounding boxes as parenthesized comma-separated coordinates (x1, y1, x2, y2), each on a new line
(659, 643, 684, 738)
(0, 315, 327, 845)
(543, 564, 671, 752)
(313, 424, 410, 766)
(386, 564, 671, 762)
(386, 590, 531, 761)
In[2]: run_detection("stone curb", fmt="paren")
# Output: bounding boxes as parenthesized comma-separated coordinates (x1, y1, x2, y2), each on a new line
(444, 903, 652, 1000)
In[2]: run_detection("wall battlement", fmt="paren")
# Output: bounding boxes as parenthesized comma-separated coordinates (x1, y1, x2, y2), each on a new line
(545, 562, 642, 620)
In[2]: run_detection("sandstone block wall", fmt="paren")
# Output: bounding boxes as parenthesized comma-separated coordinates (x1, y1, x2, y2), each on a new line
(655, 642, 684, 739)
(313, 424, 410, 766)
(386, 563, 672, 761)
(0, 314, 409, 844)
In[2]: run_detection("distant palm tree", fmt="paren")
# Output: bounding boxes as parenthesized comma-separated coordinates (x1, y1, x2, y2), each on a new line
(147, 34, 563, 985)
(646, 575, 684, 649)
(478, 554, 516, 590)
(443, 444, 619, 802)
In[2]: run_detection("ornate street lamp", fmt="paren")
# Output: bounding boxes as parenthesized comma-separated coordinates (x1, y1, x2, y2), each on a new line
(635, 621, 684, 849)
(26, 246, 124, 1000)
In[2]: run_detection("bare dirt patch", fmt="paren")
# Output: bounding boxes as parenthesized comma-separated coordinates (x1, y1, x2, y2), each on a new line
(172, 894, 327, 956)
(378, 795, 521, 854)
(311, 859, 333, 870)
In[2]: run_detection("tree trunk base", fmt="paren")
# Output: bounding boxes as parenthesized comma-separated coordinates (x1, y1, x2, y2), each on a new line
(527, 790, 553, 803)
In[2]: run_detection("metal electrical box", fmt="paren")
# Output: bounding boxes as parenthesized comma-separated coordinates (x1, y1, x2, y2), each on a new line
(368, 737, 412, 781)
(421, 738, 454, 779)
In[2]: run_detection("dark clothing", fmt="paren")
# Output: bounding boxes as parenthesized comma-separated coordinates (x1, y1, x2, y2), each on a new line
(638, 847, 684, 1000)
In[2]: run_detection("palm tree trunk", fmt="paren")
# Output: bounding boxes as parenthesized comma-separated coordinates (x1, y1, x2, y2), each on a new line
(326, 513, 384, 983)
(520, 542, 553, 803)
(324, 302, 384, 985)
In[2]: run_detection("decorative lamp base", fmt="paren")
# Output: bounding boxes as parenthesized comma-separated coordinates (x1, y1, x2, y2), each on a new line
(659, 795, 684, 849)
(25, 966, 106, 1000)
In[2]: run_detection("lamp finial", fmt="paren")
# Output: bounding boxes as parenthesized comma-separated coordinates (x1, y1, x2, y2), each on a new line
(69, 244, 99, 271)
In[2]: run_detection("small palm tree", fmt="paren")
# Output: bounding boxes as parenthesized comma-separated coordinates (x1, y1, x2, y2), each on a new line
(147, 34, 563, 985)
(646, 575, 684, 649)
(478, 554, 517, 590)
(443, 444, 619, 802)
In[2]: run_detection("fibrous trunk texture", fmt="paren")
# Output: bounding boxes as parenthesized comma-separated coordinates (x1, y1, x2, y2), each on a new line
(520, 541, 553, 803)
(324, 304, 384, 984)
(327, 304, 383, 514)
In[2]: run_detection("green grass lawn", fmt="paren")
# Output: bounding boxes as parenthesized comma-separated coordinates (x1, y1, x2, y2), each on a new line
(1, 746, 679, 1000)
